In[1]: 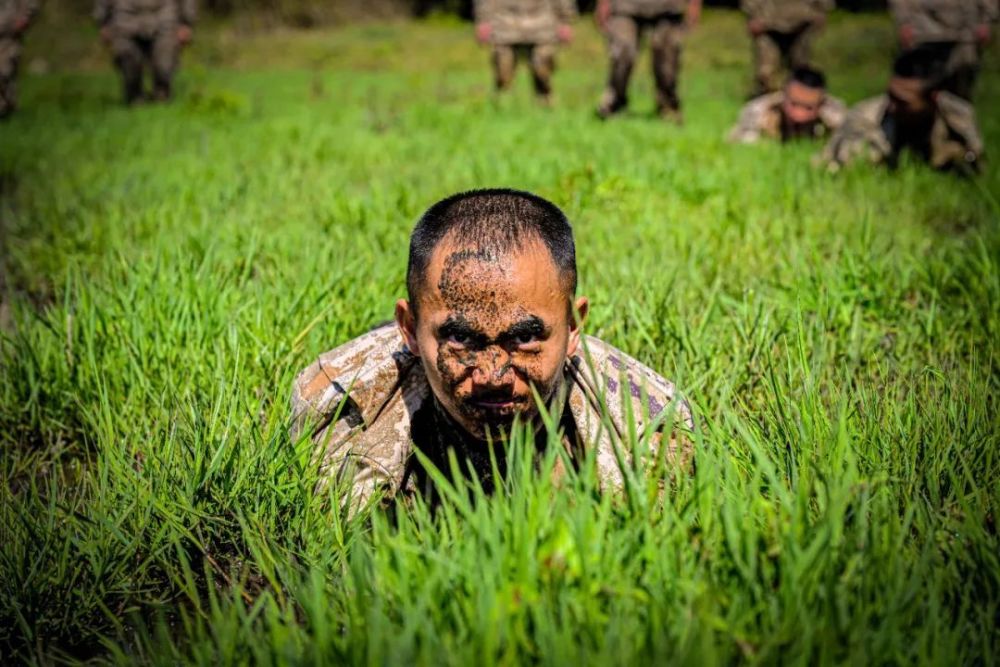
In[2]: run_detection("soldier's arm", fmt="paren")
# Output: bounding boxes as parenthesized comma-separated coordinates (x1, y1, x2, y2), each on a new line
(980, 0, 999, 24)
(686, 0, 702, 26)
(887, 0, 916, 26)
(290, 364, 397, 514)
(739, 0, 763, 18)
(935, 92, 984, 167)
(727, 101, 764, 144)
(93, 0, 111, 25)
(819, 96, 848, 132)
(178, 0, 196, 26)
(819, 101, 892, 171)
(555, 0, 578, 24)
(20, 0, 41, 24)
(473, 0, 495, 24)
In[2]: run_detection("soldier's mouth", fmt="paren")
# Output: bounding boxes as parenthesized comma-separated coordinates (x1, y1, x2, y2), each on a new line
(464, 395, 527, 416)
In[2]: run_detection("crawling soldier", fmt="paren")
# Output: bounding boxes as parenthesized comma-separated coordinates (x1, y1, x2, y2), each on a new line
(291, 189, 693, 512)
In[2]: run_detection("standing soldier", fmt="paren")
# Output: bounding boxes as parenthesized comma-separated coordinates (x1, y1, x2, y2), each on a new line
(94, 0, 195, 105)
(474, 0, 577, 105)
(889, 0, 998, 100)
(594, 0, 702, 123)
(0, 0, 39, 119)
(741, 0, 833, 97)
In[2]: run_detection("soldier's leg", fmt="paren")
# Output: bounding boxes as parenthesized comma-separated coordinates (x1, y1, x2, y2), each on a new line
(492, 44, 516, 93)
(751, 32, 782, 96)
(943, 42, 979, 100)
(0, 38, 21, 119)
(151, 27, 180, 102)
(111, 34, 145, 104)
(529, 43, 556, 102)
(650, 14, 683, 119)
(787, 20, 819, 71)
(598, 14, 639, 117)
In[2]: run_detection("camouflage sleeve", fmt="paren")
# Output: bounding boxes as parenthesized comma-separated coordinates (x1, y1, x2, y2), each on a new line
(980, 0, 999, 23)
(289, 325, 416, 513)
(177, 0, 196, 25)
(554, 0, 577, 23)
(740, 0, 764, 17)
(818, 97, 892, 171)
(813, 0, 835, 13)
(93, 0, 111, 25)
(934, 91, 984, 168)
(290, 357, 398, 512)
(473, 0, 496, 23)
(727, 99, 766, 144)
(19, 0, 41, 22)
(887, 0, 916, 26)
(818, 95, 848, 132)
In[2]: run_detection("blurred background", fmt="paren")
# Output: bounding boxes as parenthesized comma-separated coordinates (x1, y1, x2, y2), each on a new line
(35, 0, 889, 28)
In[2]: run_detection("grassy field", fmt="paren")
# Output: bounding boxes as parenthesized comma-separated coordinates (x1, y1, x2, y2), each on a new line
(2, 9, 999, 664)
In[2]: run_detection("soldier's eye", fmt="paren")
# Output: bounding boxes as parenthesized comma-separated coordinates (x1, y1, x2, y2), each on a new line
(515, 333, 540, 347)
(447, 333, 471, 346)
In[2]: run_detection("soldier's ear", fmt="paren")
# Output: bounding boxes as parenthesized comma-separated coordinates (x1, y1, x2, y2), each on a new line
(566, 296, 589, 357)
(395, 299, 421, 356)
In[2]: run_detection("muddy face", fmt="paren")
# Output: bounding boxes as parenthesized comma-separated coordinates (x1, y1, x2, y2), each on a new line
(781, 81, 824, 138)
(396, 237, 587, 441)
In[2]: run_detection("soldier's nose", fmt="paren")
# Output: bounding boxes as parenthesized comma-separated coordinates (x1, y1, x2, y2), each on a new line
(472, 347, 514, 386)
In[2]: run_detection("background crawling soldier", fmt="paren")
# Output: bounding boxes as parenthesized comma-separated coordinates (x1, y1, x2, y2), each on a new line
(820, 47, 984, 173)
(729, 66, 846, 143)
(889, 0, 998, 100)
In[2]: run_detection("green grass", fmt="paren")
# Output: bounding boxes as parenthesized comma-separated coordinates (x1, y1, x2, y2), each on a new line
(2, 9, 999, 664)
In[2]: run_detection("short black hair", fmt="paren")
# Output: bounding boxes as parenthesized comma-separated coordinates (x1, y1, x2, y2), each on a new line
(406, 189, 577, 310)
(790, 66, 826, 90)
(893, 45, 947, 84)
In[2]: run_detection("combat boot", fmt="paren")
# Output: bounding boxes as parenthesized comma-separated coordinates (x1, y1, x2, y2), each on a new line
(596, 90, 627, 120)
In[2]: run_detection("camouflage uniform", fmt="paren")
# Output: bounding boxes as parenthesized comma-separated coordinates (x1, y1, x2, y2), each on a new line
(741, 0, 833, 96)
(820, 91, 983, 172)
(94, 0, 195, 103)
(889, 0, 1000, 99)
(599, 0, 694, 116)
(291, 324, 694, 512)
(474, 0, 577, 98)
(0, 0, 39, 119)
(728, 89, 847, 143)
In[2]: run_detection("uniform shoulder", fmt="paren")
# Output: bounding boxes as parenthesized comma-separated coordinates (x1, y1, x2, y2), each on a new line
(729, 92, 784, 143)
(571, 335, 693, 428)
(291, 324, 417, 430)
(743, 92, 784, 119)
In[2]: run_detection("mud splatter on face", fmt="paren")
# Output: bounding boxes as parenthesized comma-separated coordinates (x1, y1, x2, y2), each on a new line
(414, 240, 575, 441)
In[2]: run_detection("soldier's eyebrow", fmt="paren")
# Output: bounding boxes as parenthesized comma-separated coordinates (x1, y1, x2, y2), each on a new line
(437, 316, 487, 345)
(497, 316, 548, 343)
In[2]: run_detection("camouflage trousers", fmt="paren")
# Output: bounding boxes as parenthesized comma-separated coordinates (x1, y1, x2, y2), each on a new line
(109, 26, 180, 104)
(600, 12, 685, 114)
(752, 20, 821, 96)
(492, 43, 558, 99)
(912, 41, 981, 100)
(0, 37, 23, 119)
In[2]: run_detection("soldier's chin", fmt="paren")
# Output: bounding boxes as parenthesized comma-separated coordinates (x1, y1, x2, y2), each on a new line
(461, 401, 530, 438)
